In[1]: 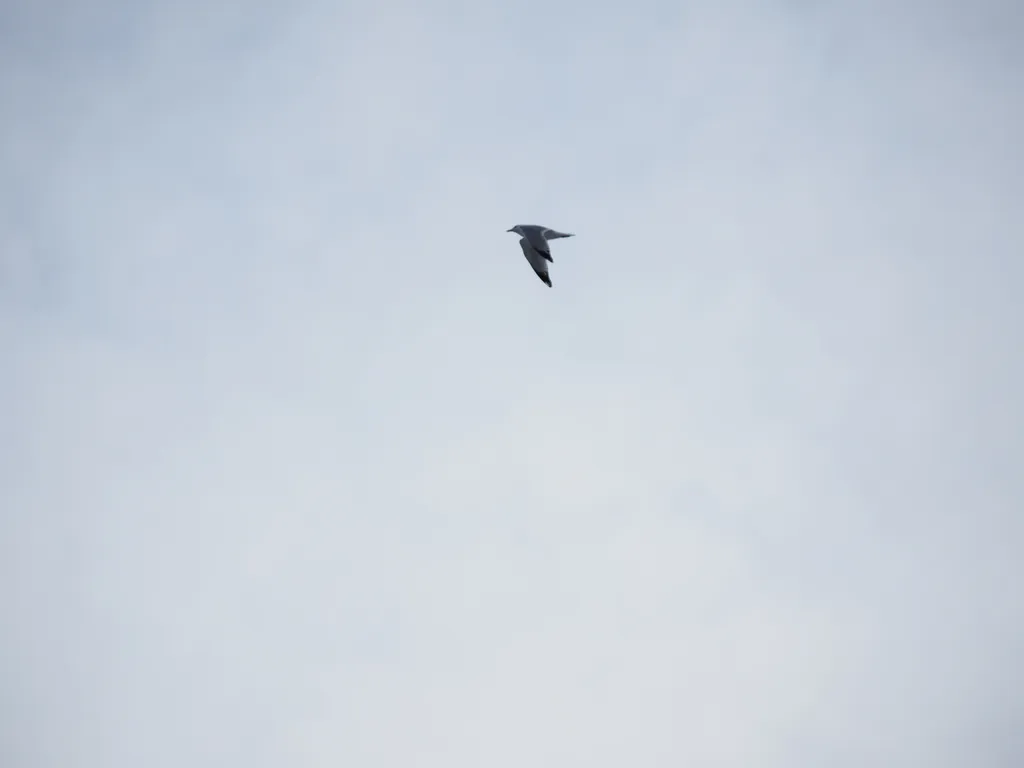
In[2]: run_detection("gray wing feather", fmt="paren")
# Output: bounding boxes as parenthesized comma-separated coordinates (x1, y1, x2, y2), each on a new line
(519, 238, 552, 287)
(519, 226, 554, 261)
(542, 228, 574, 240)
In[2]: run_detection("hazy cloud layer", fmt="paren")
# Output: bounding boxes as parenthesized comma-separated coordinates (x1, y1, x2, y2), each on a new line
(3, 1, 1022, 766)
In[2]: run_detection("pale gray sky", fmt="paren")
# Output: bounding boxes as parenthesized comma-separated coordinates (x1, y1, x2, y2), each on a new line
(2, 0, 1022, 766)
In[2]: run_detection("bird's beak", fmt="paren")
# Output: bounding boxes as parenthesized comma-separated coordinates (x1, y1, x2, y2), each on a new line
(506, 228, 514, 232)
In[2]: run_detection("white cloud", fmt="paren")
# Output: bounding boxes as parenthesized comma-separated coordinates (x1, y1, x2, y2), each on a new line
(2, 0, 1021, 766)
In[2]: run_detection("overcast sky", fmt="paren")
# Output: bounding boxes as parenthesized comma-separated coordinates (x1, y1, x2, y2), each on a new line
(2, 0, 1022, 766)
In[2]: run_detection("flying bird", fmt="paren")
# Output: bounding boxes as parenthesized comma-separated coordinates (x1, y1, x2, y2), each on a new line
(506, 224, 575, 287)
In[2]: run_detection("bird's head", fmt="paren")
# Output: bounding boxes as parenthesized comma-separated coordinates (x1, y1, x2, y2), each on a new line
(506, 225, 522, 235)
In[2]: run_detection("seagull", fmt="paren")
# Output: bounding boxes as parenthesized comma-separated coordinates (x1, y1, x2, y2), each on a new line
(506, 224, 575, 287)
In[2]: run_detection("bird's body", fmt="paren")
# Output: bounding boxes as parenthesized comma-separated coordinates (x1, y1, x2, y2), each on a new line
(506, 224, 574, 287)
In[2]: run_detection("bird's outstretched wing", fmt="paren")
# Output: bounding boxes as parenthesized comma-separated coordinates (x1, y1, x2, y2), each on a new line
(519, 238, 552, 287)
(519, 226, 554, 262)
(542, 228, 574, 241)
